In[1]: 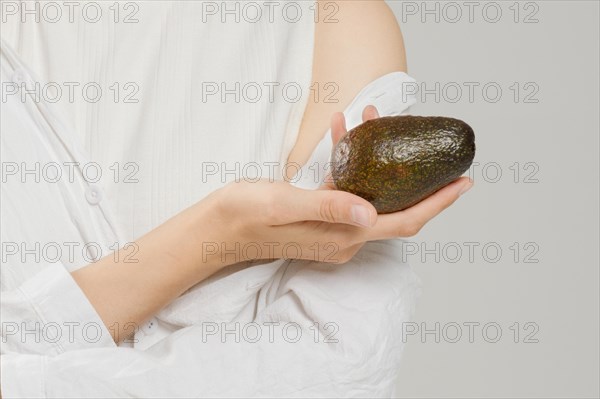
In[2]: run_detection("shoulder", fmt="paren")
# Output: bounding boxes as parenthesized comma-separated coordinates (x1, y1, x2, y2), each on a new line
(312, 0, 407, 108)
(311, 0, 409, 115)
(306, 0, 409, 117)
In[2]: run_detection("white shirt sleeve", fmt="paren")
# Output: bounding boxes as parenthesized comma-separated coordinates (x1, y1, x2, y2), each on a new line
(1, 325, 335, 398)
(1, 263, 117, 357)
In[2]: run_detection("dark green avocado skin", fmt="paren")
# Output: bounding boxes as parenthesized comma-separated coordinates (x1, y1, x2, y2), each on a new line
(331, 115, 476, 214)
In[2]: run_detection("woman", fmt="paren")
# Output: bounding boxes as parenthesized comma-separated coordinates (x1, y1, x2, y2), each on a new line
(0, 1, 471, 396)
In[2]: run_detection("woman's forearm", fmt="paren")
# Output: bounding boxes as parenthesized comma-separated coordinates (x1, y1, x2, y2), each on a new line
(71, 199, 224, 343)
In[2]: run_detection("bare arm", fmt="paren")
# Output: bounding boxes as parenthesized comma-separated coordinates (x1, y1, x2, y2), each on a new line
(287, 0, 408, 172)
(70, 194, 226, 343)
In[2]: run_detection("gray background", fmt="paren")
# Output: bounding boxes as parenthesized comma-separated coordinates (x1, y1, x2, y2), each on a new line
(387, 1, 599, 397)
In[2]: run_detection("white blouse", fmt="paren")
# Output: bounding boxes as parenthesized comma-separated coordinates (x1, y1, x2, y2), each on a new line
(1, 2, 422, 397)
(1, 0, 315, 242)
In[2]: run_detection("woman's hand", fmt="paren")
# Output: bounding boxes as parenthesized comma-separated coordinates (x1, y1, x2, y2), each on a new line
(203, 105, 473, 265)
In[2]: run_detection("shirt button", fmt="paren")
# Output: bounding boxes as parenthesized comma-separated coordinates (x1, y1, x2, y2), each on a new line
(85, 185, 103, 205)
(141, 317, 158, 336)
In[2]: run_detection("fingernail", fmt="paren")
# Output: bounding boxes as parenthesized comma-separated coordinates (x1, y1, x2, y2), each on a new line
(351, 205, 371, 227)
(458, 180, 474, 196)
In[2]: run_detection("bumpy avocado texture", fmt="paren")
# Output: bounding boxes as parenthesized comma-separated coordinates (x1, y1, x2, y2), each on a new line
(331, 115, 475, 214)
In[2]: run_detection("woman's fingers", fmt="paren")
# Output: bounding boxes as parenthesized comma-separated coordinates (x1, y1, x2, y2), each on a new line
(323, 112, 347, 190)
(330, 104, 379, 146)
(404, 177, 473, 222)
(365, 177, 473, 241)
(324, 105, 379, 190)
(362, 104, 380, 122)
(330, 112, 347, 145)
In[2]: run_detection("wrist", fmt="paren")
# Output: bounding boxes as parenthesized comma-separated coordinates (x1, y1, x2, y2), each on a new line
(178, 195, 234, 279)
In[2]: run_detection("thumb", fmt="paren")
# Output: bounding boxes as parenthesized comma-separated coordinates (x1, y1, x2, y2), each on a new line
(282, 186, 378, 227)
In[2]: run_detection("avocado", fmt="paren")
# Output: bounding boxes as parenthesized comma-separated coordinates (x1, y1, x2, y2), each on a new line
(331, 115, 475, 214)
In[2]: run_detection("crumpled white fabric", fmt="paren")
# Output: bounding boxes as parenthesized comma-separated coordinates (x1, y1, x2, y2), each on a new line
(3, 241, 421, 398)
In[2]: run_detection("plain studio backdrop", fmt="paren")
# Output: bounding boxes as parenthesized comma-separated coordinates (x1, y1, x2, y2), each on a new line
(388, 1, 599, 397)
